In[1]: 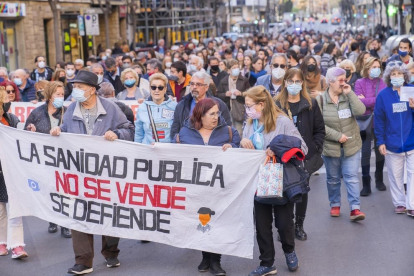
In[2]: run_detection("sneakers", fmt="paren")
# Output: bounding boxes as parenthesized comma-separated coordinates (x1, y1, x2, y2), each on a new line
(106, 257, 120, 268)
(330, 207, 340, 217)
(406, 210, 414, 217)
(61, 227, 72, 238)
(0, 244, 8, 256)
(395, 206, 407, 214)
(350, 209, 366, 221)
(209, 261, 226, 276)
(11, 246, 28, 259)
(68, 264, 93, 275)
(248, 265, 277, 276)
(48, 222, 58, 233)
(285, 251, 299, 271)
(198, 258, 210, 272)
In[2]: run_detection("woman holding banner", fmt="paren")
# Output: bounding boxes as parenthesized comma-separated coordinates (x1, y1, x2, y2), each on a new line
(24, 81, 71, 238)
(134, 73, 177, 144)
(0, 85, 28, 259)
(241, 86, 307, 276)
(173, 98, 240, 276)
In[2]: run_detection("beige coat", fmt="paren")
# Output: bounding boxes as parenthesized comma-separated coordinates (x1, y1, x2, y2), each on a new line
(316, 88, 366, 157)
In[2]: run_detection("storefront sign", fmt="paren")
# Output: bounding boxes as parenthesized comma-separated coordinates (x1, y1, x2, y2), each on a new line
(0, 3, 26, 17)
(85, 14, 100, 36)
(77, 15, 85, 36)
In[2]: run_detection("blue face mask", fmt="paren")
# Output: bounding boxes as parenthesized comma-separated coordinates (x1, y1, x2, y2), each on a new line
(390, 77, 405, 88)
(231, 68, 240, 77)
(286, 84, 302, 95)
(52, 97, 64, 108)
(13, 78, 22, 86)
(370, 68, 381, 78)
(124, 79, 136, 88)
(72, 88, 90, 102)
(399, 49, 408, 57)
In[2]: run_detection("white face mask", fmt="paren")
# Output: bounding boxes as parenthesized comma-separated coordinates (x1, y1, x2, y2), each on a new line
(166, 62, 172, 68)
(173, 58, 180, 62)
(38, 61, 46, 69)
(272, 68, 285, 79)
(97, 75, 104, 84)
(66, 70, 75, 77)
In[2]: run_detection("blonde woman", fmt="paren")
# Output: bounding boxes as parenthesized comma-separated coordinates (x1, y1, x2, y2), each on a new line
(0, 86, 28, 259)
(116, 68, 149, 102)
(339, 59, 360, 90)
(242, 86, 307, 276)
(275, 68, 325, 241)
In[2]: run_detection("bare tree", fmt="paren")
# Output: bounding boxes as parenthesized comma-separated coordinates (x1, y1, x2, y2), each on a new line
(379, 0, 383, 26)
(383, 0, 390, 34)
(411, 0, 414, 33)
(127, 0, 138, 48)
(48, 0, 63, 61)
(99, 0, 111, 49)
(398, 0, 405, 34)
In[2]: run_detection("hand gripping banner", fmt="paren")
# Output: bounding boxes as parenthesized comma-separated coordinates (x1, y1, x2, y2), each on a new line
(0, 125, 265, 258)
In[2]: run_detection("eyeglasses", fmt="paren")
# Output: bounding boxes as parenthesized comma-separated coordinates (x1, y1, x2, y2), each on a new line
(286, 80, 303, 85)
(337, 79, 346, 83)
(151, 85, 165, 91)
(189, 82, 207, 88)
(6, 90, 15, 94)
(244, 103, 258, 110)
(273, 63, 286, 69)
(205, 111, 221, 118)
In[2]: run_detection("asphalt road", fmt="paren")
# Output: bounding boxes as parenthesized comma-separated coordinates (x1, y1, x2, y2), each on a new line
(1, 153, 413, 276)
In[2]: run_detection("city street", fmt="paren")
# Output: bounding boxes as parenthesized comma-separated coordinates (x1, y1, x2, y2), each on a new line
(1, 154, 413, 276)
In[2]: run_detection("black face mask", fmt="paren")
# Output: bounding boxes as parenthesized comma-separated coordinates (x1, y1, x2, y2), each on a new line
(37, 90, 45, 102)
(210, 65, 219, 72)
(59, 76, 66, 83)
(307, 64, 316, 72)
(345, 69, 352, 78)
(3, 102, 11, 113)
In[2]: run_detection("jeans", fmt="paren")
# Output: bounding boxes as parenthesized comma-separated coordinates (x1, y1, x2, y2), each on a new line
(322, 149, 361, 211)
(0, 203, 25, 250)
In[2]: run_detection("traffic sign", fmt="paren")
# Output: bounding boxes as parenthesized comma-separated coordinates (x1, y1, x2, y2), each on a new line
(84, 14, 100, 36)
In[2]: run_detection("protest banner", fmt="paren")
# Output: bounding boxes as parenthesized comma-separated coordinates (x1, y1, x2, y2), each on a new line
(9, 101, 140, 123)
(0, 125, 265, 258)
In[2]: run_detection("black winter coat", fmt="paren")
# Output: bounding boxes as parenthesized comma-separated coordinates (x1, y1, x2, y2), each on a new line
(276, 97, 325, 161)
(24, 103, 66, 134)
(104, 71, 124, 96)
(0, 113, 20, 202)
(170, 92, 232, 139)
(216, 75, 250, 110)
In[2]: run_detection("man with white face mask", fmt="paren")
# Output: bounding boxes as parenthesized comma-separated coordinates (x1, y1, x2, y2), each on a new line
(91, 63, 109, 85)
(254, 53, 288, 96)
(30, 55, 53, 82)
(50, 71, 134, 275)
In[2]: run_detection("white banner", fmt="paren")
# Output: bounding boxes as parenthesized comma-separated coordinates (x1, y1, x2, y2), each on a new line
(0, 126, 265, 259)
(9, 101, 140, 123)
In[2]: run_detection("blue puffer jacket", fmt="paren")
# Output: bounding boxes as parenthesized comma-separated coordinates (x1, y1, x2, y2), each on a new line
(174, 118, 241, 148)
(374, 84, 414, 153)
(134, 96, 177, 144)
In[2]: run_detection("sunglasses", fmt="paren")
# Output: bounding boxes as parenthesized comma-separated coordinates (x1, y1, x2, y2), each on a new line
(151, 85, 165, 91)
(6, 90, 15, 94)
(273, 63, 286, 69)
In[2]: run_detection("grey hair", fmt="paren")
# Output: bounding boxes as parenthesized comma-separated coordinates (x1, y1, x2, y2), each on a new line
(91, 63, 104, 71)
(383, 62, 411, 87)
(326, 67, 346, 83)
(192, 56, 204, 67)
(105, 57, 117, 69)
(290, 45, 300, 54)
(271, 53, 288, 64)
(75, 59, 84, 65)
(0, 67, 7, 75)
(192, 71, 211, 86)
(97, 82, 115, 98)
(339, 59, 356, 73)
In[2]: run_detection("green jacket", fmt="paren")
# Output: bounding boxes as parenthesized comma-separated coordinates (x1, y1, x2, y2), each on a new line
(316, 88, 366, 157)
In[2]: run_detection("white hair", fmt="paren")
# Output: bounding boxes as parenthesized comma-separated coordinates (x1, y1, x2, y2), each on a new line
(271, 53, 288, 64)
(192, 56, 204, 67)
(192, 71, 211, 86)
(291, 45, 300, 54)
(326, 67, 346, 83)
(75, 59, 84, 65)
(0, 67, 7, 75)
